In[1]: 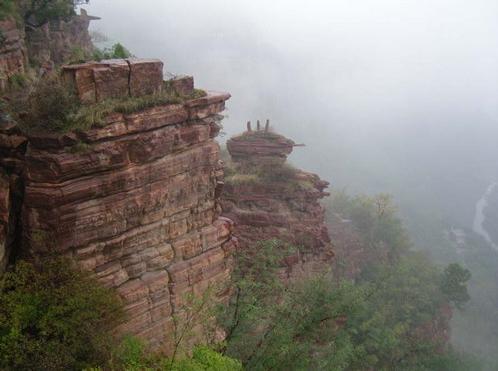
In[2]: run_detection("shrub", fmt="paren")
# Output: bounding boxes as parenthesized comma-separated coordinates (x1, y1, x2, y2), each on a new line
(0, 257, 124, 370)
(16, 72, 80, 133)
(0, 0, 16, 21)
(93, 43, 133, 61)
(110, 336, 243, 371)
(440, 263, 471, 309)
(19, 0, 75, 26)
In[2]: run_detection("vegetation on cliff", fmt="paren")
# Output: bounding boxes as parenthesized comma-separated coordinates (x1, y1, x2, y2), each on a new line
(218, 191, 475, 370)
(0, 256, 241, 371)
(0, 0, 76, 24)
(8, 72, 206, 134)
(0, 256, 123, 370)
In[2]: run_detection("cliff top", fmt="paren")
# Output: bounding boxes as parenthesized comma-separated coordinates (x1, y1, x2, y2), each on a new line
(7, 58, 230, 136)
(227, 121, 298, 163)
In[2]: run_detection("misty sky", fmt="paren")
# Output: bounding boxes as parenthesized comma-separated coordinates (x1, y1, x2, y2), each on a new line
(83, 0, 498, 223)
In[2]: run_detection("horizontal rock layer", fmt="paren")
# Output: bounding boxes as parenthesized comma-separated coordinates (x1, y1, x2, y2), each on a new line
(222, 129, 334, 279)
(227, 130, 296, 164)
(16, 86, 232, 351)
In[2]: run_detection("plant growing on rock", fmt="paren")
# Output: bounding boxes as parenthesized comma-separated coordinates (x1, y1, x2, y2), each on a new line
(0, 256, 124, 370)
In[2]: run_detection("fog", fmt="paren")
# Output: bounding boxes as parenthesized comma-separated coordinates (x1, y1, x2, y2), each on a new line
(83, 0, 498, 365)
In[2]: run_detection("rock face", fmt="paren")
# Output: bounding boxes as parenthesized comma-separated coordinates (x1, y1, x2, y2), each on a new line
(227, 125, 295, 164)
(63, 59, 164, 104)
(0, 59, 234, 352)
(26, 9, 98, 66)
(0, 18, 28, 90)
(0, 9, 97, 91)
(0, 117, 27, 272)
(222, 128, 334, 279)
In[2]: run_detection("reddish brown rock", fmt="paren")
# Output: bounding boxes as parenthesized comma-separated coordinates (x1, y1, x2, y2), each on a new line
(26, 9, 99, 66)
(167, 75, 194, 96)
(227, 129, 296, 164)
(129, 59, 164, 97)
(63, 58, 164, 104)
(222, 128, 334, 280)
(0, 18, 27, 91)
(0, 60, 233, 352)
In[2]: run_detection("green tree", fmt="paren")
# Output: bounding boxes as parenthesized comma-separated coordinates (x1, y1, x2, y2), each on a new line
(0, 257, 124, 370)
(19, 0, 76, 26)
(440, 263, 471, 309)
(111, 336, 243, 371)
(327, 191, 410, 258)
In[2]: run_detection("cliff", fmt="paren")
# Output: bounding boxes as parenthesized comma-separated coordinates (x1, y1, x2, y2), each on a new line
(0, 17, 28, 91)
(222, 125, 334, 279)
(0, 59, 235, 352)
(26, 8, 98, 66)
(0, 8, 97, 90)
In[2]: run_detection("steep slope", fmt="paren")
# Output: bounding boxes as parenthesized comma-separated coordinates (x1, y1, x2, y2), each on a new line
(0, 59, 235, 352)
(221, 126, 334, 279)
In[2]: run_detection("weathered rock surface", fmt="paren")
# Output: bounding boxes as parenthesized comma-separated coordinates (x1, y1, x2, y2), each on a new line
(0, 59, 233, 352)
(63, 58, 164, 104)
(227, 129, 296, 165)
(222, 128, 334, 279)
(26, 9, 99, 66)
(0, 18, 28, 90)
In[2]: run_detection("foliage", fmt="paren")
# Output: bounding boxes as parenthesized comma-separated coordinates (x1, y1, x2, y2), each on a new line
(221, 200, 475, 370)
(327, 190, 411, 258)
(109, 336, 243, 371)
(18, 0, 76, 25)
(224, 159, 304, 191)
(0, 257, 124, 371)
(440, 263, 471, 309)
(222, 242, 461, 370)
(0, 0, 16, 21)
(8, 72, 29, 89)
(171, 346, 243, 371)
(12, 72, 207, 134)
(14, 72, 80, 133)
(92, 43, 133, 61)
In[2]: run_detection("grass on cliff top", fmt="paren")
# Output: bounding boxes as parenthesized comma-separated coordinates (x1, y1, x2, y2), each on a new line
(223, 155, 312, 191)
(12, 73, 207, 134)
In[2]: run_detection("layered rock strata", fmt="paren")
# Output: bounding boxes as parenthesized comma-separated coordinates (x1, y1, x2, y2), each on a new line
(222, 128, 334, 279)
(0, 59, 234, 352)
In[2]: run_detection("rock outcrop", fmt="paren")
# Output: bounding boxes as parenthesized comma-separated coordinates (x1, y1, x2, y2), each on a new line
(0, 18, 28, 90)
(26, 9, 99, 66)
(0, 59, 234, 352)
(63, 58, 164, 103)
(222, 126, 334, 279)
(0, 9, 98, 91)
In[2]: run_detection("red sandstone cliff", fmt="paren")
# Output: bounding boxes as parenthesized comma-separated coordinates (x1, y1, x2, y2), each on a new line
(0, 18, 28, 91)
(0, 9, 98, 91)
(221, 126, 334, 279)
(0, 59, 235, 352)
